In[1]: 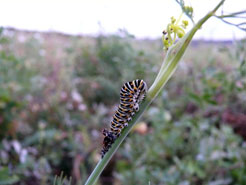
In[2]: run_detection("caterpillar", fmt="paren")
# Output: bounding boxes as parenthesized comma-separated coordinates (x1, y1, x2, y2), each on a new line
(101, 79, 148, 157)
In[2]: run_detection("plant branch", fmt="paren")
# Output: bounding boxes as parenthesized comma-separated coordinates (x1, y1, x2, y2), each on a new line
(215, 10, 246, 32)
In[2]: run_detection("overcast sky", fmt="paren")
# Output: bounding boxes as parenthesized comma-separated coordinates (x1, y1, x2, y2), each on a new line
(0, 0, 245, 40)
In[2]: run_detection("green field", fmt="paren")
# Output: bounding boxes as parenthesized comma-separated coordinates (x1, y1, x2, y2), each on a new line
(0, 28, 246, 185)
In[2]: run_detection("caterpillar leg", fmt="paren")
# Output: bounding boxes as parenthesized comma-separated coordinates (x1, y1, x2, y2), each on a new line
(133, 103, 139, 112)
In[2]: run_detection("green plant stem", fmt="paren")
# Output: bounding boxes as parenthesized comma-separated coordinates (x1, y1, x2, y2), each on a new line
(216, 10, 246, 18)
(84, 1, 225, 184)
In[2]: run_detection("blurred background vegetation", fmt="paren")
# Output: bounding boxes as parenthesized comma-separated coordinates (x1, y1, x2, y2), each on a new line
(0, 27, 246, 185)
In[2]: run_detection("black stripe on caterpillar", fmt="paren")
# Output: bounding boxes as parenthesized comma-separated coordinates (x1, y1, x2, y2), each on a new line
(101, 79, 147, 157)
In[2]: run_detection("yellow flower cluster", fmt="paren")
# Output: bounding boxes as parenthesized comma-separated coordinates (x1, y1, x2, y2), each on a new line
(162, 15, 189, 50)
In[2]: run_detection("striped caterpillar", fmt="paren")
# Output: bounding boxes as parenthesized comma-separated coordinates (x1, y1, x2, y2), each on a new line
(101, 79, 148, 157)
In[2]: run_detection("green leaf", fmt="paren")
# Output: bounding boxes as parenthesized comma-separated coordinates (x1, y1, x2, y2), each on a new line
(0, 167, 19, 185)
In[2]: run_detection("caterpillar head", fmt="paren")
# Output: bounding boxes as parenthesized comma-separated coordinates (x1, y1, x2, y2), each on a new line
(102, 129, 117, 141)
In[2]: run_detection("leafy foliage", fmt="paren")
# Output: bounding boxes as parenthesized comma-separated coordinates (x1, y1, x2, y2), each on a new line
(0, 27, 246, 184)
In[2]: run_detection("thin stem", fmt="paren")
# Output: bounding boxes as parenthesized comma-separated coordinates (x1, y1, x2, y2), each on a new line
(216, 10, 246, 18)
(215, 10, 246, 32)
(176, 12, 184, 25)
(216, 18, 246, 31)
